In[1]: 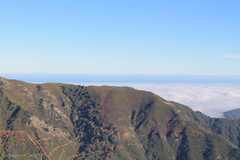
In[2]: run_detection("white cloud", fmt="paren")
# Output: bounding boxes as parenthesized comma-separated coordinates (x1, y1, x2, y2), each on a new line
(130, 84, 240, 118)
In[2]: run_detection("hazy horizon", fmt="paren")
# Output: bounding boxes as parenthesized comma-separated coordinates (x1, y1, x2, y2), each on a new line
(1, 73, 240, 84)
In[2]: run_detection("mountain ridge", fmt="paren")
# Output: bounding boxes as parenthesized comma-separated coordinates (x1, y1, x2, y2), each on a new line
(0, 77, 240, 160)
(224, 109, 240, 119)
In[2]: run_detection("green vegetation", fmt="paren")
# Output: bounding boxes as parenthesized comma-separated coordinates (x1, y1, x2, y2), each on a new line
(0, 77, 240, 159)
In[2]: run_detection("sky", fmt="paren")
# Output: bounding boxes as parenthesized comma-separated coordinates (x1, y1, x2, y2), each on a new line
(0, 0, 240, 75)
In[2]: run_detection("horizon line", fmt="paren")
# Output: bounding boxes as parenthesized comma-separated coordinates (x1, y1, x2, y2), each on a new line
(1, 73, 240, 77)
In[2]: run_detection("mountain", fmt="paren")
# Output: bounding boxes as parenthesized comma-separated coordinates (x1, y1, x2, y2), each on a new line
(0, 77, 240, 160)
(224, 108, 240, 119)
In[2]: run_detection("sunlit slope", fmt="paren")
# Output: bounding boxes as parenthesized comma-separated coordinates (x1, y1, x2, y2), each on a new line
(0, 77, 240, 160)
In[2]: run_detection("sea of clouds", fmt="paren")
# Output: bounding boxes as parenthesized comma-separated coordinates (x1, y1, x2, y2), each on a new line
(130, 84, 240, 117)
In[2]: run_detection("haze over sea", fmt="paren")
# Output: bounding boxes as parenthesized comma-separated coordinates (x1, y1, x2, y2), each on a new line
(1, 74, 240, 118)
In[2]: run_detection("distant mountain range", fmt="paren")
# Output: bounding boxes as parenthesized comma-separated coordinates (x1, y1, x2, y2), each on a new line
(224, 108, 240, 119)
(0, 76, 240, 160)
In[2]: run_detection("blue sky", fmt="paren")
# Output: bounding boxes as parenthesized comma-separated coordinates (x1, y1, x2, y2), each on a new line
(0, 0, 240, 75)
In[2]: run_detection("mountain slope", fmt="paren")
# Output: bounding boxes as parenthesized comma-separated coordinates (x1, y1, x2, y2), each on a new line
(224, 109, 240, 119)
(0, 77, 240, 160)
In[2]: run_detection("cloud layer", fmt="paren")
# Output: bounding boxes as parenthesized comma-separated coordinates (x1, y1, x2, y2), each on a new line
(131, 84, 240, 117)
